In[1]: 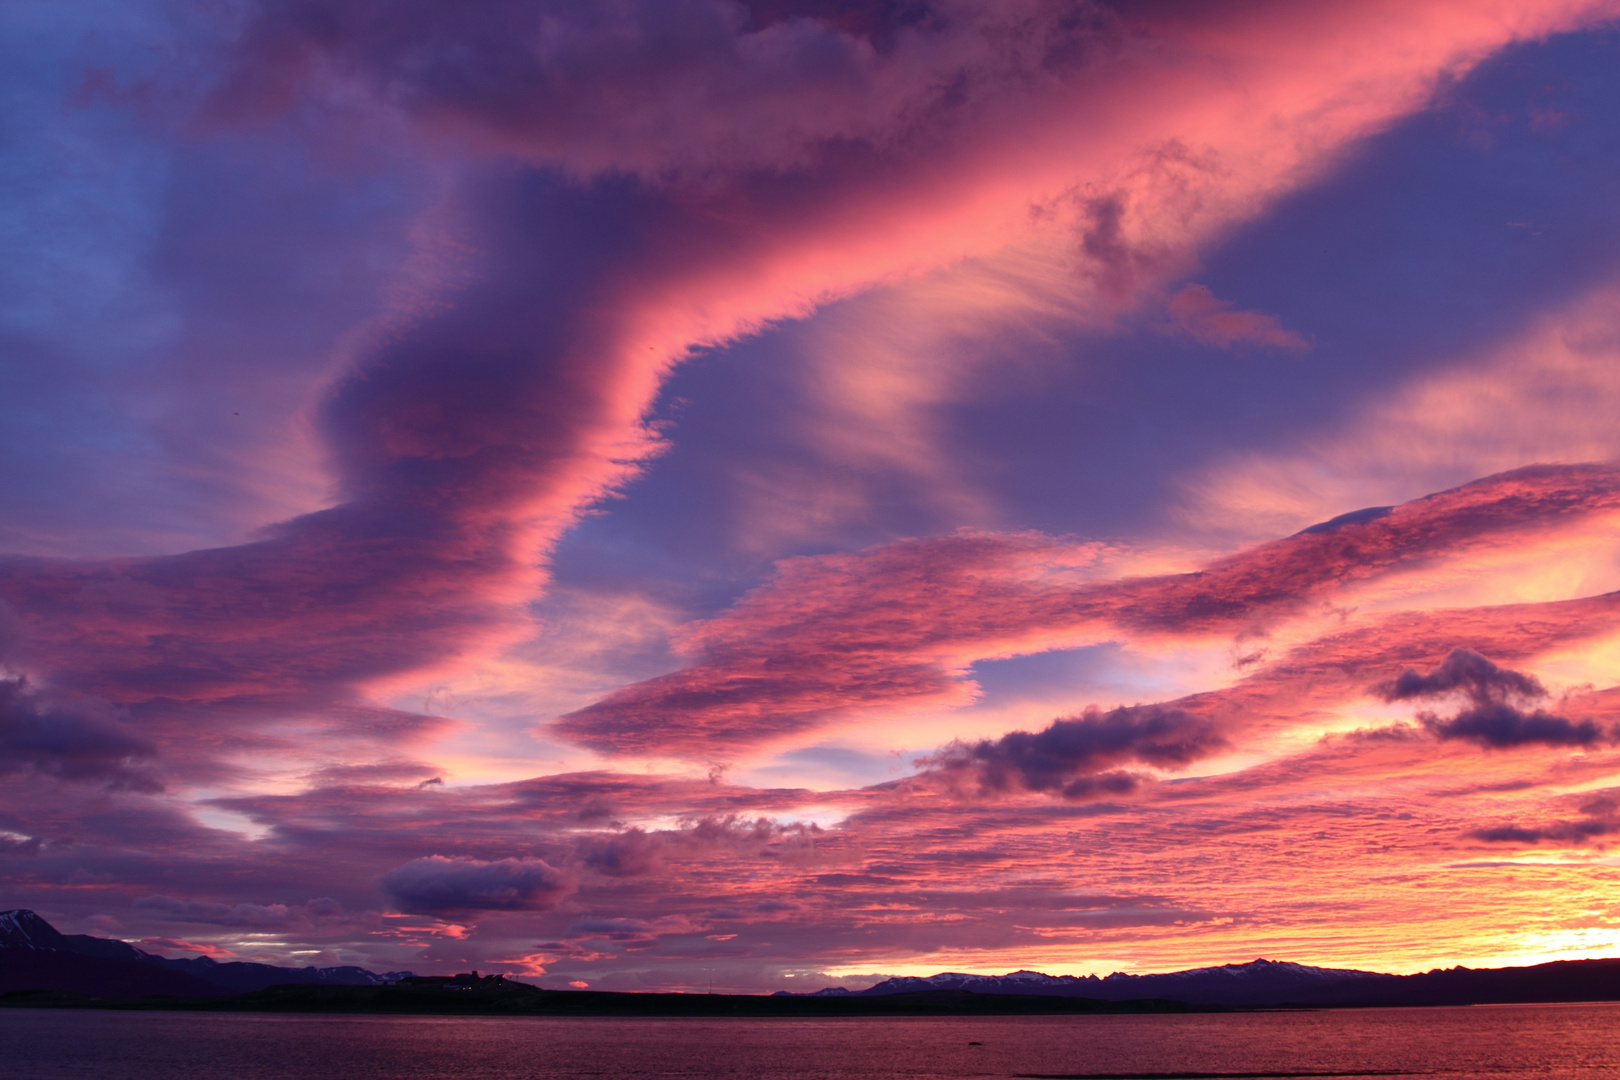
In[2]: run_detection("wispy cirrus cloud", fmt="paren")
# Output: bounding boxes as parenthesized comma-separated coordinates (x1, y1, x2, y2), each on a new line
(1179, 281, 1620, 542)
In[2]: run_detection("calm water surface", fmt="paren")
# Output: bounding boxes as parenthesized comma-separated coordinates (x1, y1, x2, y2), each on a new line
(2, 1003, 1618, 1079)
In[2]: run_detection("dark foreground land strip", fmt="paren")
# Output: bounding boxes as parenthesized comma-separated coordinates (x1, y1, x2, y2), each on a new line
(1017, 1072, 1421, 1079)
(0, 986, 1195, 1017)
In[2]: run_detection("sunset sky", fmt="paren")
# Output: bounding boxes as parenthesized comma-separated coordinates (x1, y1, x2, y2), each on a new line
(7, 0, 1620, 992)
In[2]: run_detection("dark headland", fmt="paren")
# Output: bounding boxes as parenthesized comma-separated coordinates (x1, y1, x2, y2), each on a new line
(4, 910, 1619, 1016)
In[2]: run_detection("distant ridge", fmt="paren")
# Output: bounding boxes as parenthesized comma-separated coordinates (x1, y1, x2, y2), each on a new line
(780, 955, 1620, 1008)
(0, 909, 410, 999)
(8, 909, 1620, 1010)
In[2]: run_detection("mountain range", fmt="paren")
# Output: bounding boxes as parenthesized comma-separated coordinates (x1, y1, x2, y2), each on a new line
(7, 908, 1620, 1008)
(0, 909, 410, 999)
(787, 956, 1620, 1007)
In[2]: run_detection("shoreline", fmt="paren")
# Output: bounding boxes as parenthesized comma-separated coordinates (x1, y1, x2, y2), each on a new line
(8, 984, 1620, 1018)
(0, 986, 1203, 1017)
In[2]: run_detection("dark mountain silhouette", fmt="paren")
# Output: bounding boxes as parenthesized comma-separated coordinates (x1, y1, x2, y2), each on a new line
(0, 910, 410, 999)
(9, 908, 1620, 1010)
(787, 956, 1620, 1007)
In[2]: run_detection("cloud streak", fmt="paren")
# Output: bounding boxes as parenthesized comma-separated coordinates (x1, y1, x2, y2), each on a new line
(558, 465, 1620, 757)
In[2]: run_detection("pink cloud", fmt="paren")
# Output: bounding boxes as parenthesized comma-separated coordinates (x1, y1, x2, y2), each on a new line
(556, 465, 1620, 757)
(885, 588, 1620, 809)
(1168, 284, 1309, 350)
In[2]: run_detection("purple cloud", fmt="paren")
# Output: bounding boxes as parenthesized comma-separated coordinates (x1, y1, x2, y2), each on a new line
(0, 677, 157, 791)
(922, 705, 1226, 800)
(134, 895, 294, 928)
(1378, 649, 1608, 749)
(1168, 284, 1309, 350)
(379, 855, 576, 916)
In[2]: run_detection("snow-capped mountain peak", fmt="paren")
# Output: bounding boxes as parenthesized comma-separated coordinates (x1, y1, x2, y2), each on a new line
(0, 909, 71, 951)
